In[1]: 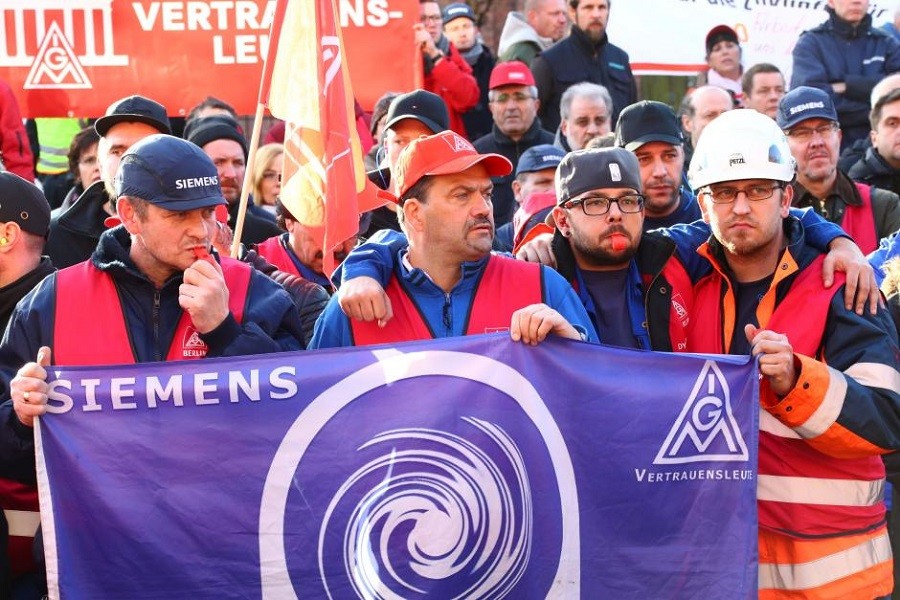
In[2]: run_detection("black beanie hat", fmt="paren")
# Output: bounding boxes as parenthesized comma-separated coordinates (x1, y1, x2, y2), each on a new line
(185, 115, 248, 157)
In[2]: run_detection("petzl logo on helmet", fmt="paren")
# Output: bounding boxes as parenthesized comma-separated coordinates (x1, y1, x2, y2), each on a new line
(609, 163, 622, 182)
(653, 360, 748, 465)
(728, 153, 745, 167)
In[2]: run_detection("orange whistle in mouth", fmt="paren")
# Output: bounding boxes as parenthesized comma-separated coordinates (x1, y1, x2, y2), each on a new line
(610, 234, 627, 252)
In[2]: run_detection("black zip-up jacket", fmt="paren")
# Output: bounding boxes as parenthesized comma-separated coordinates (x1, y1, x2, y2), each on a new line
(473, 120, 554, 226)
(531, 26, 637, 132)
(848, 146, 900, 197)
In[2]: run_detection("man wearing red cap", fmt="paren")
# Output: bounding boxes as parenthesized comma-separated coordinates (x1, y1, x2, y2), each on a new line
(309, 130, 594, 349)
(473, 61, 554, 227)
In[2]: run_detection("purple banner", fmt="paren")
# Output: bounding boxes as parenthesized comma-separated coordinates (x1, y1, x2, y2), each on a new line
(36, 335, 759, 598)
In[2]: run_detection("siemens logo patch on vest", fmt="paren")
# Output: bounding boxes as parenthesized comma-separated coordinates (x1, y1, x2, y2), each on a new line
(175, 176, 218, 190)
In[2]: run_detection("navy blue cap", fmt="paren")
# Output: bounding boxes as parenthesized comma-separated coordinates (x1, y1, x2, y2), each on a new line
(94, 95, 171, 137)
(115, 134, 226, 211)
(443, 2, 476, 24)
(516, 144, 565, 176)
(776, 86, 838, 130)
(0, 172, 51, 237)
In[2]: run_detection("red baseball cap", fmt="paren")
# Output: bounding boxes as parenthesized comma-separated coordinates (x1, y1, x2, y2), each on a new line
(393, 131, 512, 199)
(489, 61, 535, 90)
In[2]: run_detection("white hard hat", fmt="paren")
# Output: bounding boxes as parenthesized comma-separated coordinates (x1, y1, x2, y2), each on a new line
(687, 109, 795, 192)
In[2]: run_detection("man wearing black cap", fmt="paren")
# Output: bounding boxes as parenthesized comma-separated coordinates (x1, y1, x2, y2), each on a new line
(442, 2, 495, 141)
(615, 100, 701, 229)
(45, 94, 172, 269)
(779, 86, 900, 253)
(4, 134, 304, 417)
(0, 174, 53, 333)
(0, 173, 53, 596)
(364, 89, 450, 236)
(186, 115, 282, 245)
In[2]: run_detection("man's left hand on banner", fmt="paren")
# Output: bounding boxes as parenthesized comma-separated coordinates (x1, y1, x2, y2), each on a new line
(12, 346, 52, 427)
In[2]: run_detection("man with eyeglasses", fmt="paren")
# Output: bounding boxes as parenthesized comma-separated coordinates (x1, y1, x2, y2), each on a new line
(473, 61, 554, 227)
(687, 107, 899, 600)
(336, 139, 877, 348)
(309, 130, 595, 349)
(546, 147, 695, 349)
(415, 1, 479, 139)
(780, 86, 900, 253)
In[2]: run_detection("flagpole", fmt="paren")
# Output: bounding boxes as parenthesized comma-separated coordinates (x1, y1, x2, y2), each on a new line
(229, 0, 289, 258)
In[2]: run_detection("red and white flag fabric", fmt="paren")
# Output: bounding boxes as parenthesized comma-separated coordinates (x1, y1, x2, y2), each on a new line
(262, 0, 387, 277)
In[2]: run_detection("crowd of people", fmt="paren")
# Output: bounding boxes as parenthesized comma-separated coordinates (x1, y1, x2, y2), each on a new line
(0, 0, 898, 598)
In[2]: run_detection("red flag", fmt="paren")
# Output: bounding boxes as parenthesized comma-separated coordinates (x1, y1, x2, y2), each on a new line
(263, 0, 387, 277)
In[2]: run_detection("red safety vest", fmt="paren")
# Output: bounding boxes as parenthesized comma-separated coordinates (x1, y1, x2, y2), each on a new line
(53, 258, 251, 364)
(351, 255, 543, 345)
(639, 257, 694, 353)
(846, 183, 878, 254)
(255, 235, 300, 278)
(0, 258, 252, 576)
(690, 253, 885, 538)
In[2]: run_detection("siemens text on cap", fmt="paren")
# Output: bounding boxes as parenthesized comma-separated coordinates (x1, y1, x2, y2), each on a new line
(175, 176, 219, 190)
(789, 101, 825, 115)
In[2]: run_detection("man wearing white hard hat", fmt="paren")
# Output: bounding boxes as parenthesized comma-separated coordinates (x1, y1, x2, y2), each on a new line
(687, 108, 900, 600)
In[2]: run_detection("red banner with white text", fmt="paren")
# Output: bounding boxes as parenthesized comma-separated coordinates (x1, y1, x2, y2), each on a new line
(0, 0, 418, 117)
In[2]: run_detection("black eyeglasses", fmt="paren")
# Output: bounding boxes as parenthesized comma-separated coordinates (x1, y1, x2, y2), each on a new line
(702, 183, 782, 204)
(565, 194, 645, 215)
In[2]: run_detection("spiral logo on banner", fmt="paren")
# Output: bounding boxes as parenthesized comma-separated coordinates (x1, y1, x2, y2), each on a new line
(320, 419, 532, 597)
(258, 350, 580, 598)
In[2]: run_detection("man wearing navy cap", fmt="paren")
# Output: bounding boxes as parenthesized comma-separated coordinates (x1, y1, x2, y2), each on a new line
(779, 86, 900, 253)
(493, 143, 563, 252)
(0, 136, 305, 598)
(4, 135, 305, 428)
(45, 94, 172, 269)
